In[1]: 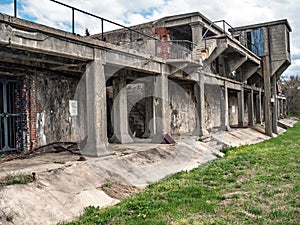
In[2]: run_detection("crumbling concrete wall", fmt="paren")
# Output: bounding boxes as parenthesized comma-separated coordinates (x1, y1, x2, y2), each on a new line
(27, 72, 79, 148)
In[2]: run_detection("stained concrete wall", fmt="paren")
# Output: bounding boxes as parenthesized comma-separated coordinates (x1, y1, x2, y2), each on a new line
(204, 84, 222, 131)
(168, 82, 197, 134)
(27, 72, 79, 148)
(228, 92, 239, 126)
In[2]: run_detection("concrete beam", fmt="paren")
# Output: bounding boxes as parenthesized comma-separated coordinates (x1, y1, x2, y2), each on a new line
(227, 55, 247, 77)
(105, 51, 162, 74)
(241, 63, 260, 82)
(0, 22, 94, 61)
(203, 39, 227, 66)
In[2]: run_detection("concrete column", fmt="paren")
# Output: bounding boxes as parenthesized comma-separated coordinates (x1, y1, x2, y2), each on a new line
(238, 87, 245, 127)
(272, 75, 278, 134)
(283, 99, 287, 117)
(280, 99, 284, 118)
(151, 65, 170, 142)
(111, 75, 133, 143)
(195, 71, 209, 136)
(142, 80, 154, 138)
(190, 22, 203, 46)
(221, 81, 230, 130)
(262, 56, 272, 136)
(84, 59, 110, 156)
(256, 88, 262, 124)
(248, 89, 254, 126)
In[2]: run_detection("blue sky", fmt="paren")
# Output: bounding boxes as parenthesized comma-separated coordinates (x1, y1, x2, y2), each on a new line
(0, 0, 299, 76)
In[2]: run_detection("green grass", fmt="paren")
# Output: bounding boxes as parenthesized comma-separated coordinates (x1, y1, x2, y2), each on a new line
(62, 122, 300, 225)
(0, 173, 33, 185)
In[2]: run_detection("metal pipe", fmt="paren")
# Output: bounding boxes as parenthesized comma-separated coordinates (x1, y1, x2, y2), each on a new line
(14, 0, 17, 17)
(101, 19, 104, 41)
(72, 8, 75, 34)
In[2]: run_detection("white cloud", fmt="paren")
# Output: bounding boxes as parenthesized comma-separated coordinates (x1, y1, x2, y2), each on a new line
(0, 0, 299, 75)
(0, 2, 14, 16)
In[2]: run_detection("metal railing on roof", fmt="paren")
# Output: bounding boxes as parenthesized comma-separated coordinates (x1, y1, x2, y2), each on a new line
(200, 19, 259, 56)
(9, 0, 197, 61)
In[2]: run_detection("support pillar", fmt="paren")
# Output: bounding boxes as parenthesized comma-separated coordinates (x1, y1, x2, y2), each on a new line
(256, 88, 262, 124)
(142, 80, 154, 138)
(248, 89, 254, 126)
(193, 71, 209, 137)
(151, 65, 170, 143)
(190, 22, 203, 47)
(272, 75, 278, 134)
(111, 74, 133, 143)
(238, 87, 245, 127)
(262, 56, 272, 136)
(283, 99, 287, 117)
(221, 81, 230, 130)
(84, 59, 110, 156)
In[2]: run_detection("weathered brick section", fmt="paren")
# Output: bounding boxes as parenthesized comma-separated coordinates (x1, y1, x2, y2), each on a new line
(155, 27, 169, 59)
(24, 73, 79, 150)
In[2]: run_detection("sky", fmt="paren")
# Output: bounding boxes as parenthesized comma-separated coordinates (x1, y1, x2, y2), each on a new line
(0, 0, 299, 77)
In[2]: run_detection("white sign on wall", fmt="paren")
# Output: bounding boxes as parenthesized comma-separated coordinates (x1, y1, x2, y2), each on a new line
(232, 105, 236, 113)
(69, 100, 78, 116)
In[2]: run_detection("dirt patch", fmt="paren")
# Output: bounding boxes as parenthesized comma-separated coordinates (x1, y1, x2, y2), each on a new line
(99, 180, 139, 200)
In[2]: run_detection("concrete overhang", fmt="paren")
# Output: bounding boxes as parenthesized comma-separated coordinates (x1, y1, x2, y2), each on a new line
(221, 35, 261, 65)
(0, 13, 166, 76)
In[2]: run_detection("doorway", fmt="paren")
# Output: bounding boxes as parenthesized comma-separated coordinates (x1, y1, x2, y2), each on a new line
(0, 78, 26, 153)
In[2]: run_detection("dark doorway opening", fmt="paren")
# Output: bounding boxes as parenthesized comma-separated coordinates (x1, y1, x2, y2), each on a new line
(0, 77, 26, 153)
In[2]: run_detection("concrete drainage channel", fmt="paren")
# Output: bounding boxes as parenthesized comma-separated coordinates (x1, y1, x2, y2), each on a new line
(0, 118, 297, 225)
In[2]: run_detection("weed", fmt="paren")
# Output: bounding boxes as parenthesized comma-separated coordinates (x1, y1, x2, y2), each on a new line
(103, 182, 113, 188)
(1, 173, 33, 185)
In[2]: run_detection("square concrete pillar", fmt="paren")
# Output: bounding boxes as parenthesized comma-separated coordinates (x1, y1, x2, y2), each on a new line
(283, 99, 287, 117)
(83, 60, 110, 156)
(256, 89, 262, 124)
(223, 81, 230, 130)
(262, 56, 273, 136)
(154, 73, 169, 133)
(272, 75, 278, 134)
(238, 87, 245, 127)
(248, 89, 255, 126)
(151, 65, 171, 143)
(111, 75, 133, 143)
(193, 71, 209, 137)
(142, 80, 154, 138)
(190, 22, 203, 47)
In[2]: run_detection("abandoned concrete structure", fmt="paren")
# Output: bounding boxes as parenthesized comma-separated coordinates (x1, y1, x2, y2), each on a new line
(0, 5, 291, 155)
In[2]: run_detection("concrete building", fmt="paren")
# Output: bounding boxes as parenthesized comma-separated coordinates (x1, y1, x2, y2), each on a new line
(0, 7, 291, 156)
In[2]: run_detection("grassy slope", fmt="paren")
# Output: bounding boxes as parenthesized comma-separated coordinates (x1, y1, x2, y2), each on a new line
(64, 122, 300, 225)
